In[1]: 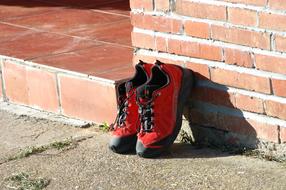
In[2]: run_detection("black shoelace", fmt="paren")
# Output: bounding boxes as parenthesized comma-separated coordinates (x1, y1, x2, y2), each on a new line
(136, 92, 161, 133)
(137, 101, 154, 133)
(111, 90, 134, 129)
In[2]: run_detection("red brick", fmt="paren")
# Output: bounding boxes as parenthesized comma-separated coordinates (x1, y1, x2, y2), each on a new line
(130, 12, 144, 28)
(59, 75, 117, 123)
(281, 127, 286, 143)
(210, 68, 271, 94)
(141, 14, 154, 30)
(133, 53, 184, 67)
(224, 48, 253, 68)
(3, 62, 28, 104)
(130, 0, 153, 11)
(255, 54, 286, 75)
(152, 16, 182, 34)
(190, 109, 219, 127)
(224, 0, 267, 6)
(192, 108, 278, 142)
(131, 32, 155, 50)
(217, 113, 244, 132)
(167, 38, 182, 55)
(131, 13, 182, 34)
(211, 68, 238, 89)
(156, 36, 167, 52)
(131, 13, 152, 30)
(3, 61, 58, 112)
(228, 8, 257, 27)
(211, 25, 270, 49)
(28, 68, 58, 112)
(259, 12, 286, 32)
(185, 62, 210, 79)
(275, 35, 286, 53)
(155, 0, 170, 11)
(246, 119, 279, 143)
(269, 0, 286, 10)
(239, 72, 271, 94)
(219, 114, 278, 142)
(155, 58, 184, 67)
(192, 86, 264, 114)
(176, 0, 227, 21)
(192, 87, 236, 108)
(235, 94, 264, 113)
(217, 114, 247, 134)
(180, 40, 223, 61)
(133, 54, 156, 65)
(265, 100, 286, 120)
(272, 79, 286, 98)
(184, 20, 210, 39)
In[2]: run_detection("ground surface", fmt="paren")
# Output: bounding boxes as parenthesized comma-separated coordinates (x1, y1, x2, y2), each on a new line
(0, 110, 286, 190)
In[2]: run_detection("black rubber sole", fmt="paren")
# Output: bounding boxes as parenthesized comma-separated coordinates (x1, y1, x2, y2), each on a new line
(136, 140, 164, 158)
(109, 135, 137, 154)
(136, 68, 194, 158)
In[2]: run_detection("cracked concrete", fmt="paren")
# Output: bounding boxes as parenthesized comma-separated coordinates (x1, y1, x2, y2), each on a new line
(0, 109, 96, 165)
(0, 109, 286, 190)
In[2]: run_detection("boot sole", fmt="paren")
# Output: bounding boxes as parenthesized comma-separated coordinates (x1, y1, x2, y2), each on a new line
(136, 68, 194, 158)
(109, 135, 137, 154)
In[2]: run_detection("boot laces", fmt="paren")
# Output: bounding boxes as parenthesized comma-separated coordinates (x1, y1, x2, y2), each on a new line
(138, 101, 154, 132)
(117, 100, 129, 126)
(112, 90, 134, 129)
(137, 92, 161, 133)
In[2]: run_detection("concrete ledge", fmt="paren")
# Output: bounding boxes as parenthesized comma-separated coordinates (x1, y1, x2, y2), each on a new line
(0, 56, 124, 124)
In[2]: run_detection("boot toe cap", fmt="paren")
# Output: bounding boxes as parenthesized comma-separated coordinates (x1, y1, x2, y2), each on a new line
(109, 135, 137, 154)
(136, 140, 163, 158)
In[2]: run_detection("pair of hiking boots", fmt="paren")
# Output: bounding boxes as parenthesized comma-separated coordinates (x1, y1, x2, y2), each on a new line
(109, 60, 193, 158)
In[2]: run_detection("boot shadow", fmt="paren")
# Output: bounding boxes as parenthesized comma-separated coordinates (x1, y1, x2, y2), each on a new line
(158, 143, 231, 159)
(161, 69, 258, 159)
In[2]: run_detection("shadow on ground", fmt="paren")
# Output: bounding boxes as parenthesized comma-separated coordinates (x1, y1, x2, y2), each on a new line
(161, 143, 231, 159)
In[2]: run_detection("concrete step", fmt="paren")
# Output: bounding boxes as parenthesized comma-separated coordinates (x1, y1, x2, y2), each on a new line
(0, 0, 133, 124)
(0, 55, 134, 124)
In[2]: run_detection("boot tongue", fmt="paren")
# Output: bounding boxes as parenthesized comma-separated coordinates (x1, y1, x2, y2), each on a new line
(137, 84, 160, 100)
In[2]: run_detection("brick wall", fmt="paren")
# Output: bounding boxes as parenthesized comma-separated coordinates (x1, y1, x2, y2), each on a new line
(130, 0, 286, 146)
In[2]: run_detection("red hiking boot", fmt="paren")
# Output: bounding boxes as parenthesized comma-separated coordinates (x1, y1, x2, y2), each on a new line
(136, 61, 193, 158)
(109, 61, 152, 154)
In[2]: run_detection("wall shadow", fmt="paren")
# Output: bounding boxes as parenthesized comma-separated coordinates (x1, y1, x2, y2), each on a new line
(162, 69, 258, 159)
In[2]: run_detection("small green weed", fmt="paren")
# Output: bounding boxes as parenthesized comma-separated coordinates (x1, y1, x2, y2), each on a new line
(99, 122, 110, 132)
(8, 138, 76, 161)
(8, 146, 47, 161)
(5, 172, 50, 190)
(49, 138, 74, 150)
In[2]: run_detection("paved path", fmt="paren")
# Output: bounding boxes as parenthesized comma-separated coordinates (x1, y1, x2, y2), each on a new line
(0, 110, 285, 190)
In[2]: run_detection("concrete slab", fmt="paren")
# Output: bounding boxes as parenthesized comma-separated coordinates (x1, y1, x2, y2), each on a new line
(0, 109, 285, 190)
